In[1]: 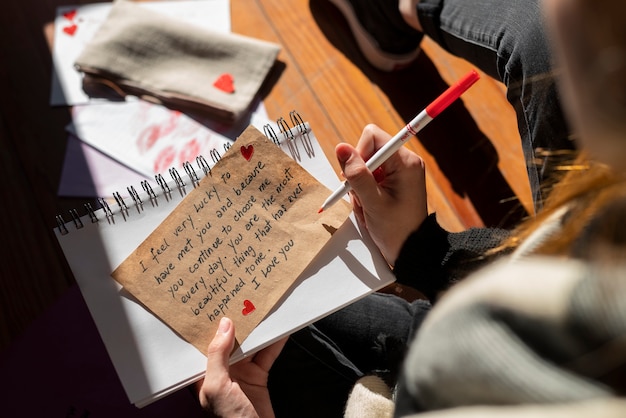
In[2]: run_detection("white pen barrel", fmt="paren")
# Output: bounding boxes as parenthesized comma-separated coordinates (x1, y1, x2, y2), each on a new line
(364, 110, 431, 171)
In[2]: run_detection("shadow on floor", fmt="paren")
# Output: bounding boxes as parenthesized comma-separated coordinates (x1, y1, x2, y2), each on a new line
(310, 0, 527, 228)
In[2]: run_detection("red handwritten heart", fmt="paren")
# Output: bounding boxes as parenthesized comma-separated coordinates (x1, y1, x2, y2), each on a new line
(213, 73, 235, 94)
(63, 24, 78, 36)
(242, 300, 256, 316)
(240, 145, 254, 161)
(63, 10, 77, 21)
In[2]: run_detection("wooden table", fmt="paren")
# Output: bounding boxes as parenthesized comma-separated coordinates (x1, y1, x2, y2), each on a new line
(0, 0, 529, 352)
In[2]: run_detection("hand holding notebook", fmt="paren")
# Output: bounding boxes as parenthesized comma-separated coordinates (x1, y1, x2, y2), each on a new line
(55, 114, 396, 407)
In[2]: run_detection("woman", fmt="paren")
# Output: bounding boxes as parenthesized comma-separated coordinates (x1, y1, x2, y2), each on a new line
(197, 0, 626, 416)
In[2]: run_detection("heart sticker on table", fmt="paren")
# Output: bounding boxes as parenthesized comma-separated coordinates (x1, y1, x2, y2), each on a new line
(63, 24, 78, 36)
(242, 300, 256, 316)
(213, 73, 235, 94)
(240, 145, 254, 161)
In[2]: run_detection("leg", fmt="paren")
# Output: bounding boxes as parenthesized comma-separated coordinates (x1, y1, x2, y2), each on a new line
(327, 0, 575, 209)
(268, 293, 431, 417)
(328, 0, 424, 71)
(415, 0, 574, 209)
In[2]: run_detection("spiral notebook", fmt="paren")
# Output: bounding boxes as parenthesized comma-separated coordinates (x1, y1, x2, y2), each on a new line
(54, 112, 396, 408)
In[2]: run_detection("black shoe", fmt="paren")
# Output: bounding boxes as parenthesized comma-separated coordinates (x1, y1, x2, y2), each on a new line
(329, 0, 423, 71)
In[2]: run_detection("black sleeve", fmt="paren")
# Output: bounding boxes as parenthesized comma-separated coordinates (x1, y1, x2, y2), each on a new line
(392, 213, 511, 301)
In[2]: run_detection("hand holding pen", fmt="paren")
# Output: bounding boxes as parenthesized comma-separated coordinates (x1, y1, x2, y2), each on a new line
(319, 69, 480, 213)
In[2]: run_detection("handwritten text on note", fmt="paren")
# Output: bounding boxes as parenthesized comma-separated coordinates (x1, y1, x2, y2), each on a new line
(112, 126, 351, 352)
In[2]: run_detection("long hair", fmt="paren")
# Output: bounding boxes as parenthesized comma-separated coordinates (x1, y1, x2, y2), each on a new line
(498, 0, 626, 258)
(493, 151, 626, 257)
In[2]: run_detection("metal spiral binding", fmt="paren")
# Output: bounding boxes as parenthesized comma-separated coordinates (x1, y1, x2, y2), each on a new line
(183, 161, 200, 188)
(155, 173, 172, 202)
(197, 155, 211, 176)
(263, 124, 281, 146)
(262, 110, 312, 162)
(141, 180, 158, 207)
(85, 202, 98, 223)
(127, 185, 144, 213)
(169, 167, 186, 197)
(55, 110, 313, 234)
(277, 116, 300, 162)
(56, 215, 69, 235)
(113, 191, 129, 221)
(209, 148, 222, 164)
(290, 110, 314, 158)
(69, 208, 84, 229)
(98, 197, 115, 224)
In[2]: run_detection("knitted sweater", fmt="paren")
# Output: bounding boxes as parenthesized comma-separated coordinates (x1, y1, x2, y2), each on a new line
(393, 213, 511, 301)
(397, 257, 626, 417)
(345, 209, 626, 417)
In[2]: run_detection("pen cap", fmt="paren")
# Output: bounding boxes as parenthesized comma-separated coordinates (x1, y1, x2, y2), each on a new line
(425, 70, 480, 118)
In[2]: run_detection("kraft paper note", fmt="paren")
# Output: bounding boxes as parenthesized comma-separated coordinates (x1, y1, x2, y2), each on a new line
(112, 125, 351, 352)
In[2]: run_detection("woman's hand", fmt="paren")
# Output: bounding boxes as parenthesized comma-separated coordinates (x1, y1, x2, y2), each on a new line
(336, 124, 428, 264)
(196, 317, 287, 418)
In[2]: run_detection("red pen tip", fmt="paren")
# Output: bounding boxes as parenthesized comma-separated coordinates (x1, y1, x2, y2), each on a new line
(318, 208, 324, 213)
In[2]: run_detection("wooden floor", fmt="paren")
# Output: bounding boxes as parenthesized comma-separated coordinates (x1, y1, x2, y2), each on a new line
(0, 0, 530, 353)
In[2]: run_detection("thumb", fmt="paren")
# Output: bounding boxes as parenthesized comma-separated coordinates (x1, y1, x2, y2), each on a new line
(336, 143, 379, 206)
(205, 317, 235, 376)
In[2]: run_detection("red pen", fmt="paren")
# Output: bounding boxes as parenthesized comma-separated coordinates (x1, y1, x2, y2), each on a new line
(319, 69, 480, 213)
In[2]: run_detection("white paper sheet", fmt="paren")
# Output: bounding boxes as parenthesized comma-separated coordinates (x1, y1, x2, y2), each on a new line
(58, 134, 150, 198)
(66, 97, 269, 178)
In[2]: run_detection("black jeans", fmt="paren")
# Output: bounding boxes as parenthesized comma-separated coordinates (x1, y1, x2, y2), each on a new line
(419, 0, 574, 210)
(269, 293, 431, 417)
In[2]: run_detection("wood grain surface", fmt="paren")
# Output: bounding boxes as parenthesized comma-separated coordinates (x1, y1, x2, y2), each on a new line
(0, 0, 529, 352)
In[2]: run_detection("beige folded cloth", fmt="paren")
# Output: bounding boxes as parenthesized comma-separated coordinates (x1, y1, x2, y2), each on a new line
(75, 0, 280, 122)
